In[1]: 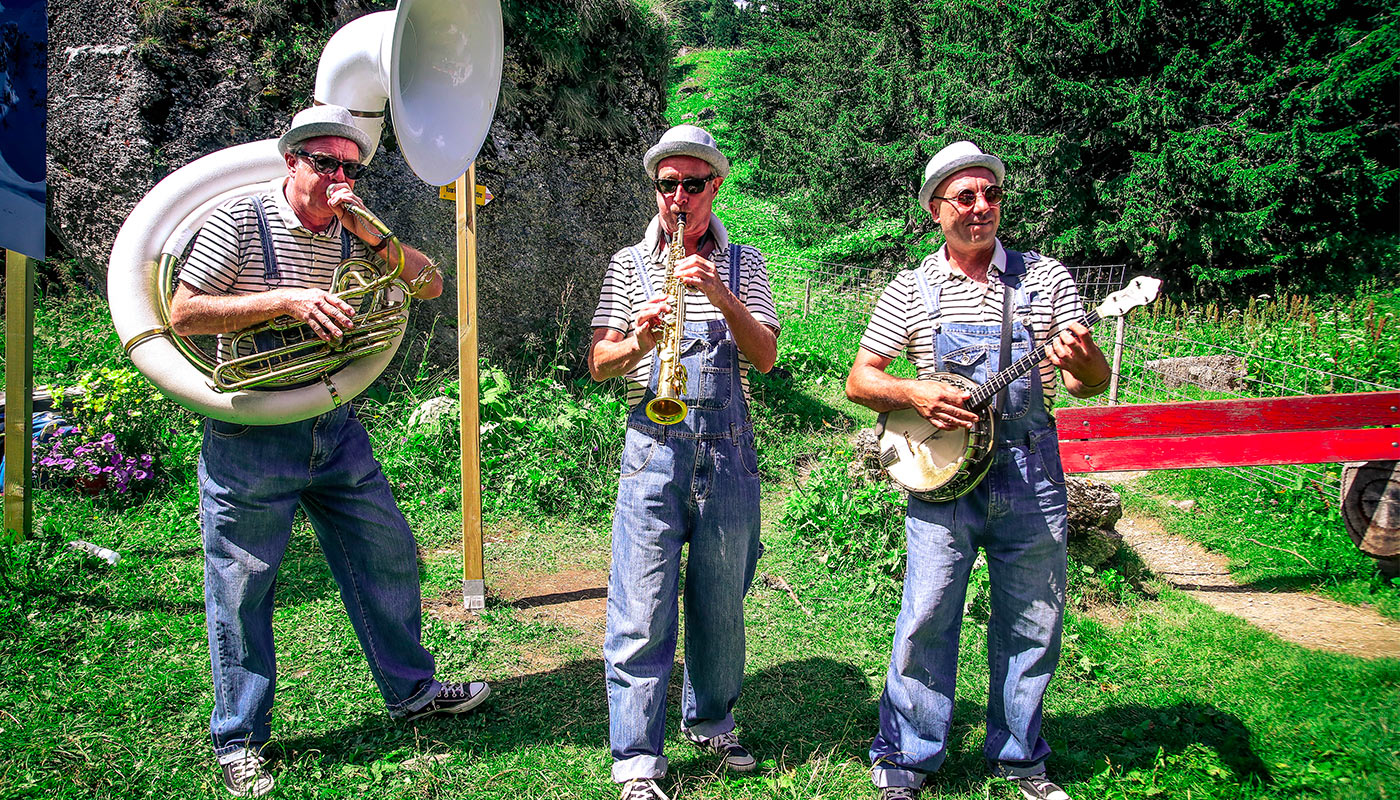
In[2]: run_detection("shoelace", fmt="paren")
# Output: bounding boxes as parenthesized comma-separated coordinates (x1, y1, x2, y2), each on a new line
(228, 753, 266, 784)
(882, 788, 919, 800)
(437, 683, 473, 702)
(621, 780, 664, 800)
(709, 730, 742, 752)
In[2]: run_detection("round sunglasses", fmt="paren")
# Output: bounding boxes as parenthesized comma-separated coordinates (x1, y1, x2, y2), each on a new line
(930, 185, 1008, 209)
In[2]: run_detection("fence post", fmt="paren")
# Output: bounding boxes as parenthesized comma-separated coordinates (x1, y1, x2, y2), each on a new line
(803, 277, 811, 318)
(1108, 315, 1126, 405)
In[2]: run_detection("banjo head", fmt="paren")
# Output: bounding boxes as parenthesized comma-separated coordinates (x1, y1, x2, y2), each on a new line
(874, 372, 994, 501)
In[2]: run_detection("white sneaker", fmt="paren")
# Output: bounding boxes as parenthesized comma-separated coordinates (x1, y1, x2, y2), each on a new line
(218, 746, 274, 797)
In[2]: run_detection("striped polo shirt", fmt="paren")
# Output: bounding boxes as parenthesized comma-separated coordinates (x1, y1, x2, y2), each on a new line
(858, 240, 1087, 412)
(179, 177, 370, 360)
(592, 214, 780, 408)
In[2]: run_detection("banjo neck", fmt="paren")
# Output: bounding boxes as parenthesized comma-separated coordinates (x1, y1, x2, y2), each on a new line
(965, 308, 1103, 412)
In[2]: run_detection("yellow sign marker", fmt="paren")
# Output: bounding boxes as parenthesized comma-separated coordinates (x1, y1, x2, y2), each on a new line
(439, 183, 494, 206)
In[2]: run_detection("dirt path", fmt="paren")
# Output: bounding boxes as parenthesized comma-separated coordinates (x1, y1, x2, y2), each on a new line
(1117, 512, 1400, 659)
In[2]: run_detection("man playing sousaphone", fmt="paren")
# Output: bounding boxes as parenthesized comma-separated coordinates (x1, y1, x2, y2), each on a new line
(168, 105, 488, 797)
(588, 125, 779, 800)
(846, 141, 1111, 800)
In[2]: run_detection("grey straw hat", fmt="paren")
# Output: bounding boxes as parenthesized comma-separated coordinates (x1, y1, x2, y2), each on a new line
(917, 140, 1005, 211)
(277, 104, 373, 159)
(643, 124, 731, 179)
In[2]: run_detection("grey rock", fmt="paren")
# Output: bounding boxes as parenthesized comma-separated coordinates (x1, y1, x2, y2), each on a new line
(407, 396, 459, 431)
(1143, 355, 1247, 392)
(1066, 477, 1124, 566)
(48, 0, 667, 371)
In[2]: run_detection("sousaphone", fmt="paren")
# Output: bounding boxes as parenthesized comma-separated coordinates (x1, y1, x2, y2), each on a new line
(107, 0, 503, 424)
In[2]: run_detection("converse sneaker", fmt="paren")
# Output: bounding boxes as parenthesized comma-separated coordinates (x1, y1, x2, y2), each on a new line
(682, 727, 757, 771)
(218, 746, 274, 797)
(1009, 773, 1071, 800)
(620, 777, 671, 800)
(403, 681, 491, 721)
(877, 786, 921, 800)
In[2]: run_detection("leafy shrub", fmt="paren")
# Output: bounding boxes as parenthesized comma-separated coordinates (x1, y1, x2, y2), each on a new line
(478, 365, 628, 521)
(365, 361, 629, 524)
(780, 451, 907, 596)
(45, 367, 202, 486)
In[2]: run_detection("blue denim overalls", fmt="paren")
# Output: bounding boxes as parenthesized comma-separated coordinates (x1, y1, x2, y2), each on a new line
(199, 199, 442, 757)
(871, 253, 1070, 788)
(603, 243, 763, 782)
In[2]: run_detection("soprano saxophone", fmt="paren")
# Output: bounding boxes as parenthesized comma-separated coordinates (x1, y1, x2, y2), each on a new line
(645, 211, 689, 425)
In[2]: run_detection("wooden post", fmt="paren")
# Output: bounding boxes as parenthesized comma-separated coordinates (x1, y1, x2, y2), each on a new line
(4, 250, 35, 544)
(1108, 315, 1126, 405)
(457, 166, 485, 610)
(803, 277, 811, 318)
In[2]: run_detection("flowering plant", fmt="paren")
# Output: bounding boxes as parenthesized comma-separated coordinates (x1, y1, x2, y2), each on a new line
(35, 431, 156, 495)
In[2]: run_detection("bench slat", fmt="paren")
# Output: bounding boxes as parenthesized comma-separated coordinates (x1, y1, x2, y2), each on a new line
(1062, 427, 1399, 472)
(1057, 392, 1400, 440)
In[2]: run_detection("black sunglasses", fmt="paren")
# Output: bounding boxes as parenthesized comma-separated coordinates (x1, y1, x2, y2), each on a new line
(294, 150, 367, 180)
(653, 175, 716, 195)
(930, 185, 1007, 209)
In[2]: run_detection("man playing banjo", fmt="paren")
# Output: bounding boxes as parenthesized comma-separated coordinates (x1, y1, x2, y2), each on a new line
(845, 141, 1112, 800)
(169, 105, 489, 797)
(588, 125, 779, 800)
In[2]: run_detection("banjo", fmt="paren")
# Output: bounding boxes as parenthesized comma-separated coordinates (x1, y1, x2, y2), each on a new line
(875, 276, 1162, 501)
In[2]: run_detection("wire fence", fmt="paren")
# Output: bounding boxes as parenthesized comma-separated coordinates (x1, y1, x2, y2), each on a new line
(765, 257, 1396, 500)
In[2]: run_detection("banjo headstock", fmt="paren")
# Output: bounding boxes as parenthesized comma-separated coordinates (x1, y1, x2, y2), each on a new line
(1094, 276, 1162, 319)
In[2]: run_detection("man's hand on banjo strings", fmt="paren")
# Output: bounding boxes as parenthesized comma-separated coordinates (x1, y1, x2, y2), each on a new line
(910, 380, 978, 431)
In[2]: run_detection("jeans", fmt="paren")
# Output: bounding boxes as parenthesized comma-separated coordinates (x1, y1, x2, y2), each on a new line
(603, 423, 762, 782)
(871, 427, 1068, 786)
(199, 404, 440, 755)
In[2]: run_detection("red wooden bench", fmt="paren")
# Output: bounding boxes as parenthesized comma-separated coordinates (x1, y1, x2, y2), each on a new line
(1057, 391, 1400, 472)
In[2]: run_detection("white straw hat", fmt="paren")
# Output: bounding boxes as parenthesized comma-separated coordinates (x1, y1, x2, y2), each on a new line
(643, 125, 731, 178)
(277, 104, 373, 158)
(918, 140, 1005, 211)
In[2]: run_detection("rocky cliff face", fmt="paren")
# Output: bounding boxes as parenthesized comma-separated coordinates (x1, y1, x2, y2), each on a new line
(47, 0, 668, 367)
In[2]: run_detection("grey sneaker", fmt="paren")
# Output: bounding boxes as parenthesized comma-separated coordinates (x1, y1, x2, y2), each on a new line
(1010, 774, 1071, 800)
(403, 681, 491, 721)
(621, 777, 671, 800)
(682, 727, 757, 771)
(218, 747, 274, 797)
(878, 786, 921, 800)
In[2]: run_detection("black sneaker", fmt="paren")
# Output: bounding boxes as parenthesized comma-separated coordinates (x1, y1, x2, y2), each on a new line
(878, 787, 921, 800)
(1009, 773, 1071, 800)
(682, 727, 757, 771)
(403, 681, 491, 721)
(620, 777, 671, 800)
(218, 746, 274, 797)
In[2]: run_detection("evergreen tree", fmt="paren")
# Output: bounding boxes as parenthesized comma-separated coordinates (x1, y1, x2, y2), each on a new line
(703, 0, 740, 47)
(722, 0, 1398, 293)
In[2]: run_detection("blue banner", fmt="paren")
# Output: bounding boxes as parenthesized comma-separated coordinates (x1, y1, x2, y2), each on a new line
(0, 0, 45, 259)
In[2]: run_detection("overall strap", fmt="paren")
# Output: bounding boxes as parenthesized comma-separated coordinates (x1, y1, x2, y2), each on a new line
(728, 243, 742, 295)
(912, 268, 943, 325)
(251, 194, 281, 286)
(629, 245, 654, 301)
(994, 249, 1027, 413)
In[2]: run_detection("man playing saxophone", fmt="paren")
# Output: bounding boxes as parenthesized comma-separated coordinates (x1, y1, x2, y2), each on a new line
(168, 105, 489, 797)
(588, 125, 779, 800)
